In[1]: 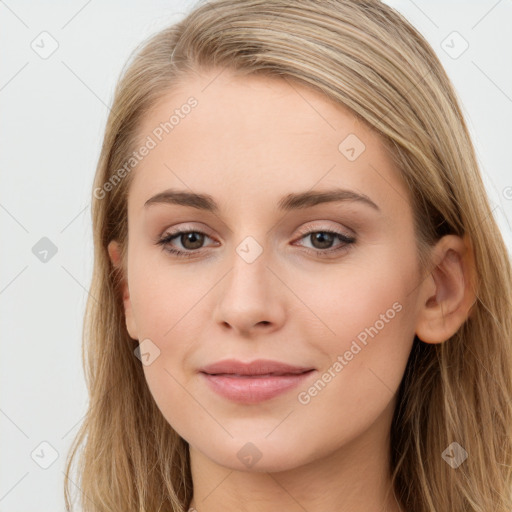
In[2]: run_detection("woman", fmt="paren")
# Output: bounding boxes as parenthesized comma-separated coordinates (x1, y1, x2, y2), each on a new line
(64, 1, 512, 510)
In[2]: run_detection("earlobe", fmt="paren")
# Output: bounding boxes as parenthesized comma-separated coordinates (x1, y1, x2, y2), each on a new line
(415, 234, 477, 344)
(107, 240, 139, 340)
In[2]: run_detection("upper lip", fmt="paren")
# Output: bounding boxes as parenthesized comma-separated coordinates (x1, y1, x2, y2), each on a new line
(200, 358, 315, 376)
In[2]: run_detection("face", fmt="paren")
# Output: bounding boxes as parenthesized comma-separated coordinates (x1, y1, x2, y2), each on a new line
(109, 69, 426, 472)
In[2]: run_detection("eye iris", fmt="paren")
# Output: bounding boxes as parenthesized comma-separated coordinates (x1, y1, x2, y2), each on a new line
(311, 232, 334, 249)
(182, 232, 204, 250)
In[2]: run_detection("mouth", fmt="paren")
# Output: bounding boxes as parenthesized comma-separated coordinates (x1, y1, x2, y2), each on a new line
(199, 368, 317, 404)
(199, 358, 315, 377)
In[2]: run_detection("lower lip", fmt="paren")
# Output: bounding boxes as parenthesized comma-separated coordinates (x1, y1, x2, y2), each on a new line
(200, 370, 316, 404)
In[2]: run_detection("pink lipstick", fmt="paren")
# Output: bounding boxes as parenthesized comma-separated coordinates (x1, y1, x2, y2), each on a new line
(199, 358, 316, 404)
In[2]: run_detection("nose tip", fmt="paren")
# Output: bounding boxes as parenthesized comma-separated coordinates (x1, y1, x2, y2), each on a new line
(211, 248, 290, 337)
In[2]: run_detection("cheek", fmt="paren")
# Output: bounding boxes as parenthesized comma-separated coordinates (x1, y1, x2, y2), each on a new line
(130, 268, 205, 375)
(293, 308, 413, 459)
(293, 248, 414, 345)
(288, 275, 414, 457)
(129, 251, 207, 335)
(292, 249, 416, 400)
(128, 261, 214, 435)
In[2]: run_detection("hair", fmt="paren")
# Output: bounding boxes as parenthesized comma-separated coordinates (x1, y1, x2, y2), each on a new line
(63, 0, 512, 510)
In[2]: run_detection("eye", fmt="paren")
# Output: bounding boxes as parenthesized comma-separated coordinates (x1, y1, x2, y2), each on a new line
(155, 229, 217, 259)
(293, 228, 356, 257)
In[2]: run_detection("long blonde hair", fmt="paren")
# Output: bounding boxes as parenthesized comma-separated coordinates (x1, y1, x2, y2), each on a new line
(64, 1, 512, 510)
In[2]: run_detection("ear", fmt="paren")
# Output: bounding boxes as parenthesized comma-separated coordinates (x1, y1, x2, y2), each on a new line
(415, 234, 477, 344)
(107, 240, 139, 340)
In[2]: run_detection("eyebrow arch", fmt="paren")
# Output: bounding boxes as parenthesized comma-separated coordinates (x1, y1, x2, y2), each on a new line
(144, 187, 380, 212)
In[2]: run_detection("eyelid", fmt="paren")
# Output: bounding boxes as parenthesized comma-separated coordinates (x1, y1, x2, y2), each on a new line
(294, 221, 354, 239)
(161, 223, 216, 239)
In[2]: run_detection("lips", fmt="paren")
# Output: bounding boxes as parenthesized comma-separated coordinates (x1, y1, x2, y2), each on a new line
(199, 358, 315, 377)
(199, 359, 316, 404)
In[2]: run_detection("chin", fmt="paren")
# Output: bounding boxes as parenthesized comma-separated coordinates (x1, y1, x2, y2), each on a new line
(194, 436, 313, 473)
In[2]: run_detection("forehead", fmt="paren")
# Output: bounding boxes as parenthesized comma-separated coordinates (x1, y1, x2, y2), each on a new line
(127, 69, 411, 219)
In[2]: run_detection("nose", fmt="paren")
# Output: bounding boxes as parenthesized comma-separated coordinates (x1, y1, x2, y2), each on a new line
(212, 248, 287, 337)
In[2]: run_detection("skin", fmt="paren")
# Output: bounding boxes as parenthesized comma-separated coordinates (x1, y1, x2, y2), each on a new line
(108, 68, 476, 512)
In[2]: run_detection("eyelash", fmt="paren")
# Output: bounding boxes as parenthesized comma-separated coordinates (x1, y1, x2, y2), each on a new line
(155, 227, 356, 259)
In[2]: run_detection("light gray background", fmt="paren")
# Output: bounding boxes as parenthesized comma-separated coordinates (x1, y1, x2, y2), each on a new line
(1, 1, 511, 510)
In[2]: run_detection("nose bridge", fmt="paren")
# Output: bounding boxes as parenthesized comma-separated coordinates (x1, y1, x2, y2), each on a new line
(212, 231, 286, 333)
(225, 235, 272, 301)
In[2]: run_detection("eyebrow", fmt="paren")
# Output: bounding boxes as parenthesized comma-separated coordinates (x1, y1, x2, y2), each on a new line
(144, 187, 380, 212)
